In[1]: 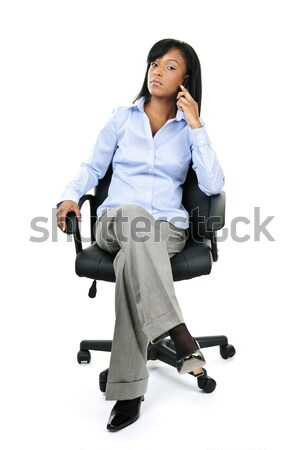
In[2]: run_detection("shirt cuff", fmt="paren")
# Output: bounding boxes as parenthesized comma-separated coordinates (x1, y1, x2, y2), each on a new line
(188, 123, 211, 147)
(56, 190, 80, 207)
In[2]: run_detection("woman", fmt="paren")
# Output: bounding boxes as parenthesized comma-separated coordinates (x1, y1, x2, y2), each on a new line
(57, 38, 225, 431)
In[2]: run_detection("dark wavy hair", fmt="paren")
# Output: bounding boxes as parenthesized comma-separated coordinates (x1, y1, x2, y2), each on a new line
(133, 38, 202, 114)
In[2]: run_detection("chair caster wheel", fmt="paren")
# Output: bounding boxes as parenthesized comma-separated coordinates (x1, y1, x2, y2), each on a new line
(77, 350, 91, 364)
(198, 375, 216, 393)
(191, 368, 216, 393)
(220, 344, 236, 359)
(99, 369, 109, 393)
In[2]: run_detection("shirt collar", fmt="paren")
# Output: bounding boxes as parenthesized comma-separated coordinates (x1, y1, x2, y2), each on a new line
(133, 96, 186, 122)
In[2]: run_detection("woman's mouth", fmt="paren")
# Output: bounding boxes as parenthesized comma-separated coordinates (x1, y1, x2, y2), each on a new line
(151, 79, 162, 86)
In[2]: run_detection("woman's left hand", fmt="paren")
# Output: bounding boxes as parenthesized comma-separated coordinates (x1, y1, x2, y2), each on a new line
(176, 85, 203, 129)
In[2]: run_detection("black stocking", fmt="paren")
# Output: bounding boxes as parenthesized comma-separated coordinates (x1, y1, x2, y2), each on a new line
(113, 396, 142, 413)
(169, 323, 198, 359)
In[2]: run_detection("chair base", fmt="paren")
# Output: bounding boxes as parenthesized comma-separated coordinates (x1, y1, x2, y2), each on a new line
(77, 335, 236, 394)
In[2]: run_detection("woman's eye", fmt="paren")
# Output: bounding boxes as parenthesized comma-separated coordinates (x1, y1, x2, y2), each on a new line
(150, 62, 175, 70)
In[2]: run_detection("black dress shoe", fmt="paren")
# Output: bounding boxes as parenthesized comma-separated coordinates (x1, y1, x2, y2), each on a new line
(176, 338, 206, 375)
(106, 396, 144, 432)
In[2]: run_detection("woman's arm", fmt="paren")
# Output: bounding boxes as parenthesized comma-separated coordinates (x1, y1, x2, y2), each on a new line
(189, 125, 225, 195)
(56, 107, 120, 231)
(177, 85, 225, 195)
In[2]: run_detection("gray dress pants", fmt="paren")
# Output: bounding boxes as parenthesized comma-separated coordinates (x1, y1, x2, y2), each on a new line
(94, 204, 188, 401)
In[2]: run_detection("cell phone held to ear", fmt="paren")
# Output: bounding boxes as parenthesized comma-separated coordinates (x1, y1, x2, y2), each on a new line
(182, 79, 189, 89)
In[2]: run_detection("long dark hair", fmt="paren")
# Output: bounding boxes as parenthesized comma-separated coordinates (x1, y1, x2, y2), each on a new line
(133, 38, 202, 114)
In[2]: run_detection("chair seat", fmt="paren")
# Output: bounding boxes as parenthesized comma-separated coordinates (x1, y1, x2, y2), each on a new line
(75, 239, 213, 282)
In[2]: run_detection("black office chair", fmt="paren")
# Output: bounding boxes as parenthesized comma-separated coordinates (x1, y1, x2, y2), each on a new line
(65, 161, 235, 394)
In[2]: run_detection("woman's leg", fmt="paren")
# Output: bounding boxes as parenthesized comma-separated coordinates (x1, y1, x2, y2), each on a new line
(95, 204, 188, 400)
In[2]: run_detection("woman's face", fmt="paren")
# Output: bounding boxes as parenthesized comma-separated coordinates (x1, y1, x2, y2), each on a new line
(147, 47, 188, 99)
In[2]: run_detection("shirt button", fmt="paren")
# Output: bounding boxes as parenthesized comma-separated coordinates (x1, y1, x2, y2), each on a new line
(149, 167, 153, 172)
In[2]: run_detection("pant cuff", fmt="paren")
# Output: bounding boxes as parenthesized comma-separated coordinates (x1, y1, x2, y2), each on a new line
(142, 307, 184, 345)
(105, 376, 149, 401)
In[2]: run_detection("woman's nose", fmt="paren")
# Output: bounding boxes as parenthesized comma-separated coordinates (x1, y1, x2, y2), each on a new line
(154, 67, 163, 77)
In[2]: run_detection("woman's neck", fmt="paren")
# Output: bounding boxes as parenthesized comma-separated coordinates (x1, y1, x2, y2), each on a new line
(144, 96, 177, 122)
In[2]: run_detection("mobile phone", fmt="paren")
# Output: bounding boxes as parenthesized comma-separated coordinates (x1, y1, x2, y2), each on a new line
(182, 79, 189, 88)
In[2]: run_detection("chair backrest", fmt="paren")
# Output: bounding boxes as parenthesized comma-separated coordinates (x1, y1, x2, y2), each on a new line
(93, 161, 212, 241)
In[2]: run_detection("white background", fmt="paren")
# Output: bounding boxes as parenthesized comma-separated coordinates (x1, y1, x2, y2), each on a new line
(1, 0, 306, 449)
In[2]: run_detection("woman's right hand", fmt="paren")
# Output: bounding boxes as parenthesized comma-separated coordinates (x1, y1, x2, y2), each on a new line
(57, 200, 82, 232)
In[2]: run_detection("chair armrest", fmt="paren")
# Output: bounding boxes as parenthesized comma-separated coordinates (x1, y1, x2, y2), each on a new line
(65, 211, 78, 235)
(64, 194, 96, 254)
(207, 191, 226, 231)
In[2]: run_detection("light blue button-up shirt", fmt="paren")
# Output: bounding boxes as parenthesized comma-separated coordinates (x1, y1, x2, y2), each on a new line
(58, 96, 225, 229)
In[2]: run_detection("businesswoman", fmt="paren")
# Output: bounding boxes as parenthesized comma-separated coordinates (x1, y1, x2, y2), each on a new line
(57, 38, 225, 431)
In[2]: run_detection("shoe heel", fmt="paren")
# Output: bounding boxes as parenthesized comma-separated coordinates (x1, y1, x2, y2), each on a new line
(176, 338, 206, 375)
